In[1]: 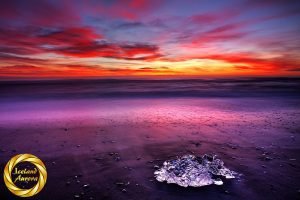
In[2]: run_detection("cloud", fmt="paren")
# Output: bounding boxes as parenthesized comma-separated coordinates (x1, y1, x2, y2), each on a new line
(0, 26, 162, 60)
(0, 53, 48, 64)
(188, 8, 241, 25)
(0, 0, 80, 26)
(0, 27, 44, 55)
(286, 67, 300, 71)
(50, 41, 162, 60)
(176, 1, 300, 48)
(0, 26, 103, 55)
(0, 65, 58, 77)
(116, 21, 145, 29)
(187, 25, 248, 47)
(0, 63, 174, 78)
(198, 53, 300, 72)
(38, 27, 102, 46)
(0, 64, 104, 77)
(0, 1, 299, 78)
(169, 15, 250, 47)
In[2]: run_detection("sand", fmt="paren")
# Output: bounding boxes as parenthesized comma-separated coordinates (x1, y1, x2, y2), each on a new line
(0, 97, 299, 200)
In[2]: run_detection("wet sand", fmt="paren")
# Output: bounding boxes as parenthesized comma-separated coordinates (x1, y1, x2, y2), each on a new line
(0, 97, 299, 200)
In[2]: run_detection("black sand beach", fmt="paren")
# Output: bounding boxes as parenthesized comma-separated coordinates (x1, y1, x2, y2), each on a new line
(0, 78, 299, 200)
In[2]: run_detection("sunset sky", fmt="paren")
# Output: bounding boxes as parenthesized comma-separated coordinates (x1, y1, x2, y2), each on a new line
(0, 0, 300, 78)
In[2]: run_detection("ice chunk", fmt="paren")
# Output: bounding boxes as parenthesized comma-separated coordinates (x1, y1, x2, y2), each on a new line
(154, 154, 236, 187)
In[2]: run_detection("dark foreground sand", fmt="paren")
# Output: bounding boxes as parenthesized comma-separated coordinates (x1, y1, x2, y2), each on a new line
(0, 98, 299, 200)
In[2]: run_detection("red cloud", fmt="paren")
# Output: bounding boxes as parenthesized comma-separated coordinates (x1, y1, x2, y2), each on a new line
(38, 27, 102, 46)
(0, 64, 102, 78)
(51, 42, 162, 60)
(0, 64, 174, 78)
(113, 0, 161, 20)
(0, 26, 103, 56)
(0, 26, 161, 60)
(0, 65, 58, 77)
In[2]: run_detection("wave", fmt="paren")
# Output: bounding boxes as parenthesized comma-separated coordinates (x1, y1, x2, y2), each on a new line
(0, 77, 299, 100)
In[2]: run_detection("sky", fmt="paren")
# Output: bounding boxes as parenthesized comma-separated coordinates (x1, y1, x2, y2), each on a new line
(0, 0, 300, 79)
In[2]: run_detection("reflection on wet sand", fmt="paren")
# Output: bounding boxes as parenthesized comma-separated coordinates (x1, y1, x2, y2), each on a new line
(0, 96, 299, 200)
